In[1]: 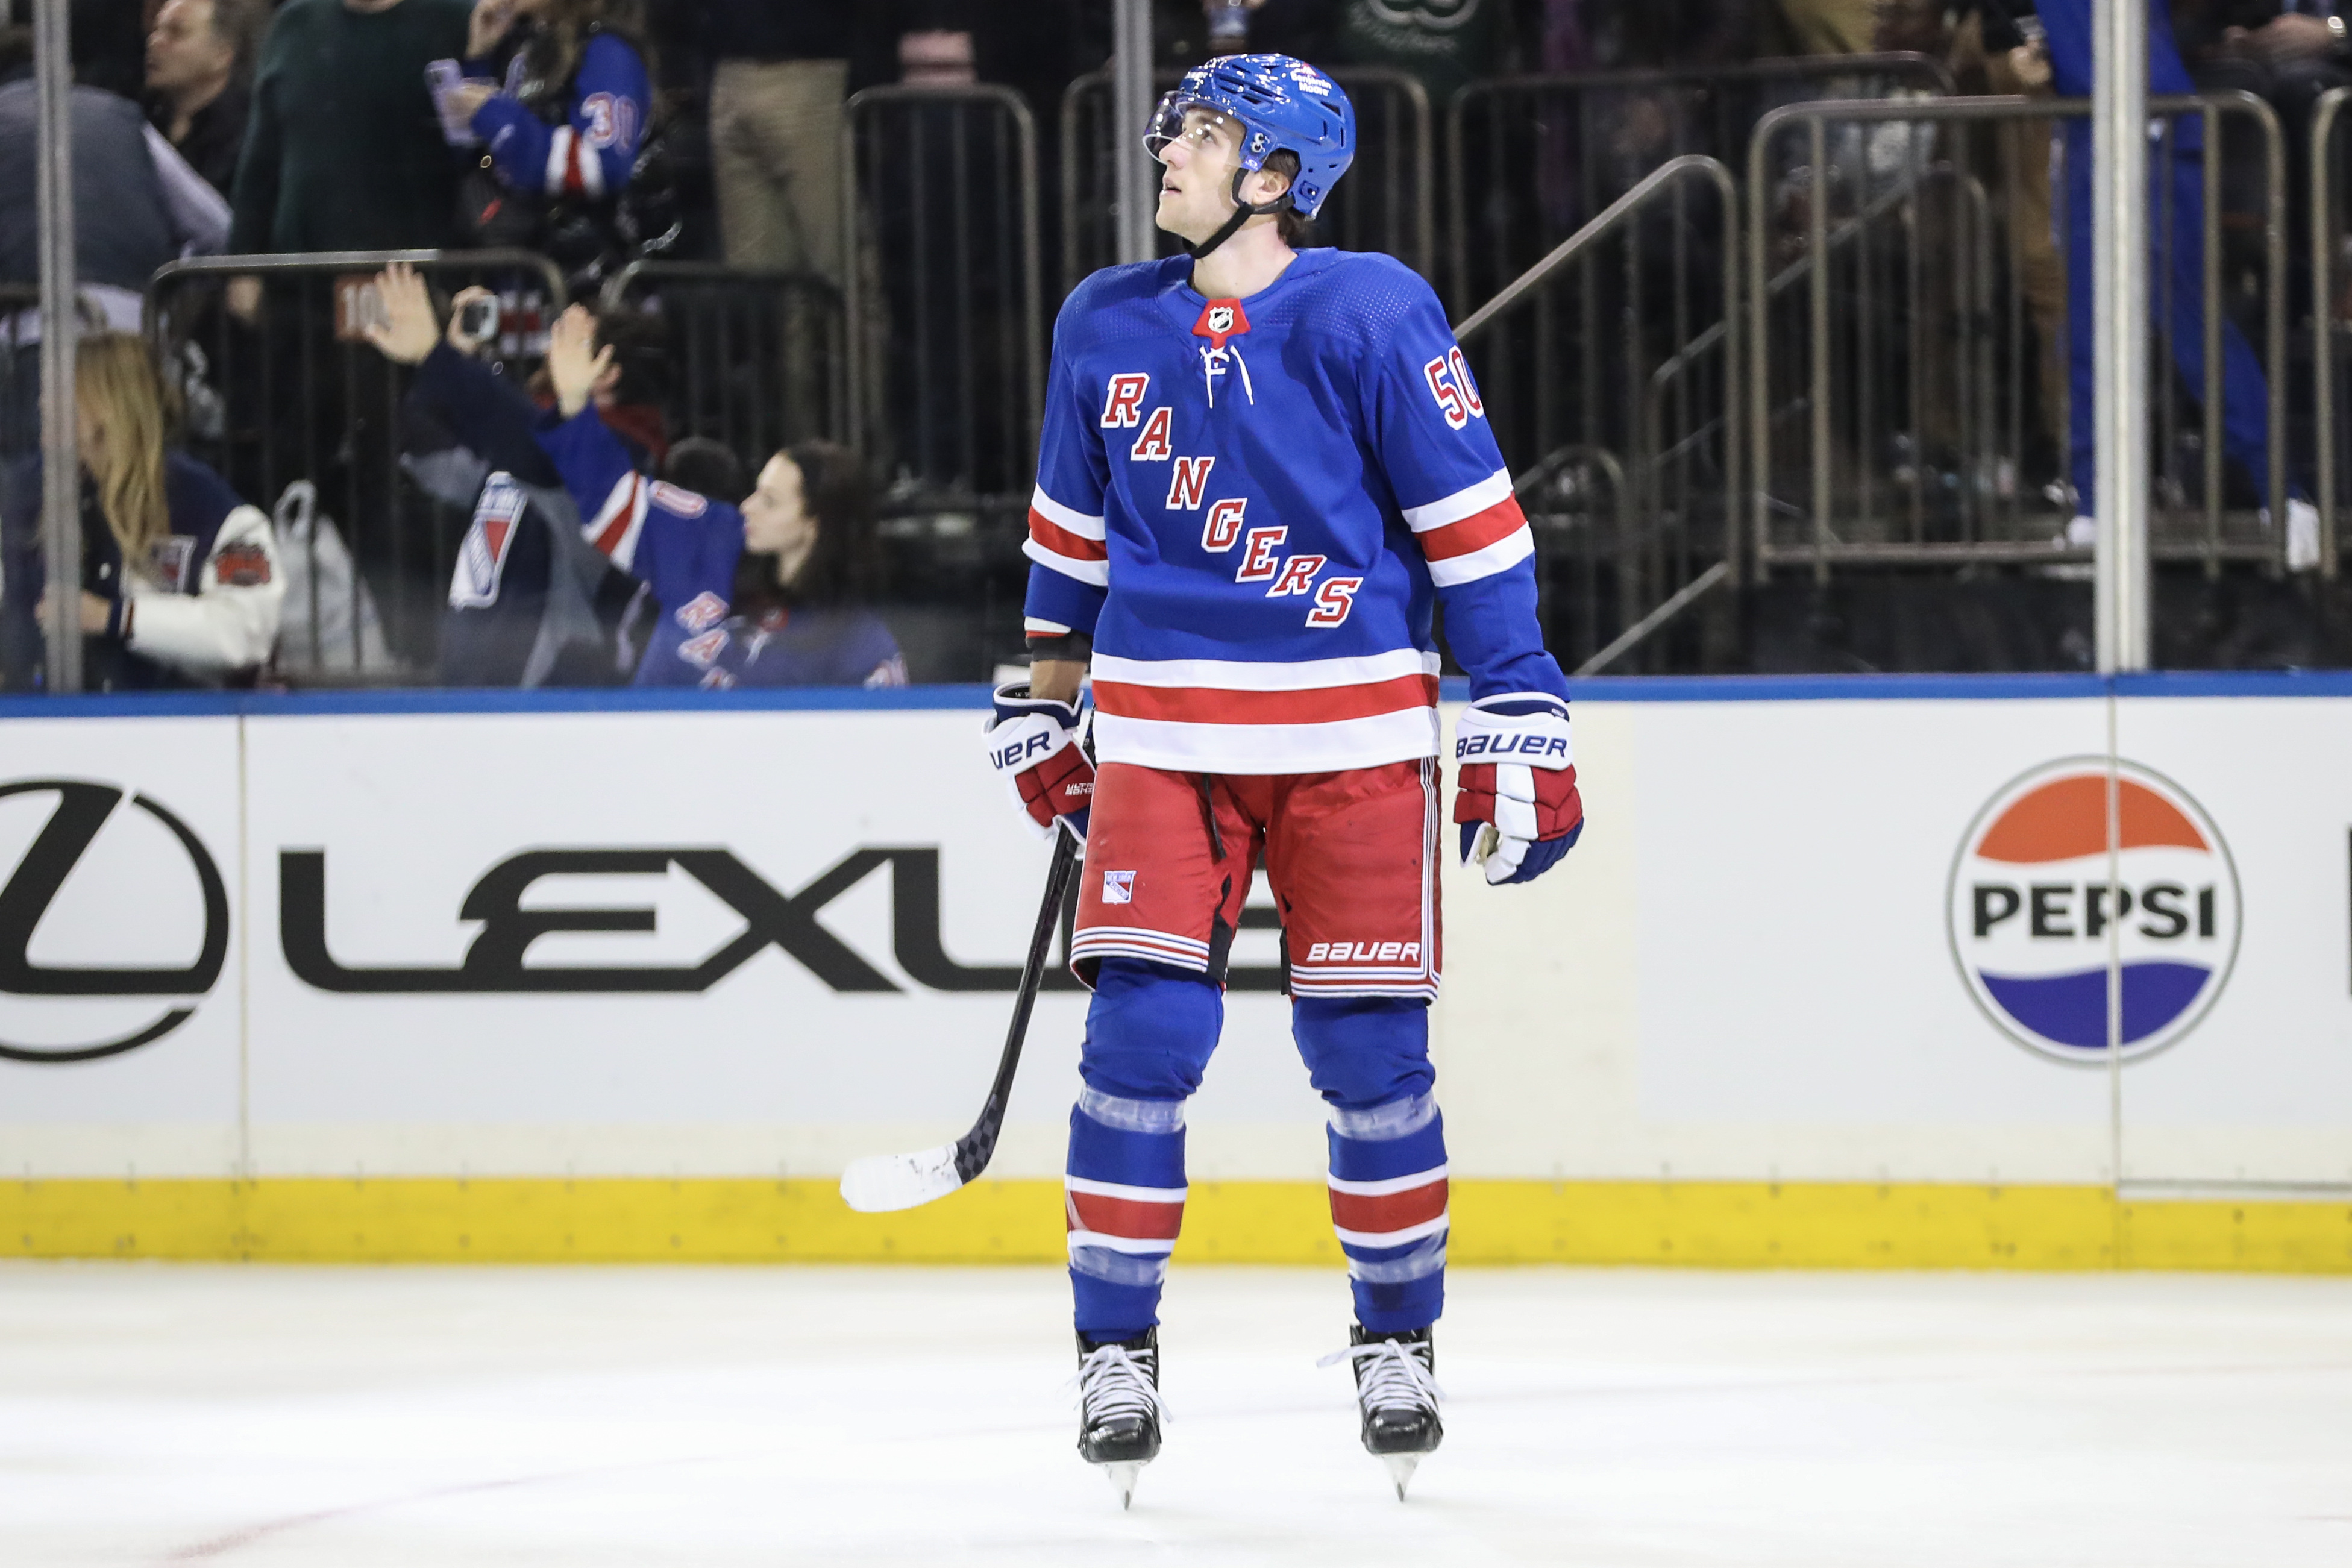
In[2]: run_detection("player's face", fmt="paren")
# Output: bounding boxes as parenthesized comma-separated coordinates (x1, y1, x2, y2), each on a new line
(741, 453, 815, 569)
(1153, 108, 1244, 242)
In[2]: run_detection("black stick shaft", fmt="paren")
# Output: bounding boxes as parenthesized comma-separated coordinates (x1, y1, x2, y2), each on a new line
(952, 829, 1079, 1182)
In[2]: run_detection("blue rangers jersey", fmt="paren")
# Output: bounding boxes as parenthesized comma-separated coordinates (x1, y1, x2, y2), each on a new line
(1024, 249, 1567, 774)
(469, 31, 649, 204)
(536, 407, 908, 689)
(538, 406, 740, 685)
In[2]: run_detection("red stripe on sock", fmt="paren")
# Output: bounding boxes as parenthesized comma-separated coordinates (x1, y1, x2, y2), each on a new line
(1067, 1190, 1186, 1241)
(1328, 1178, 1449, 1235)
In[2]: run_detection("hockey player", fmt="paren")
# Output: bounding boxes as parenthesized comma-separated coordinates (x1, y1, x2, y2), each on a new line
(981, 55, 1583, 1505)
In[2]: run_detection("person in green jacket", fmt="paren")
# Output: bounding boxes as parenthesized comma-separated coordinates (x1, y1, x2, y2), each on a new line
(228, 0, 472, 254)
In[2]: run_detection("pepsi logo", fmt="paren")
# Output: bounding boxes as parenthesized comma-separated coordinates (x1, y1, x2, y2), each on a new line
(1946, 759, 2239, 1063)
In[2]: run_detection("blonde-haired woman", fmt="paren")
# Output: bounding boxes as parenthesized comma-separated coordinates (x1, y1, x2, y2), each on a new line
(1, 333, 282, 689)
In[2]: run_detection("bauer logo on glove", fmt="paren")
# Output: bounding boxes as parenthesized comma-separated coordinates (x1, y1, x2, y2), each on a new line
(1455, 729, 1572, 763)
(989, 727, 1064, 771)
(1451, 694, 1584, 886)
(983, 681, 1096, 842)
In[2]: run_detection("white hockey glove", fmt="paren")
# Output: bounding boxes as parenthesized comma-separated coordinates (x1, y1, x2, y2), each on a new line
(983, 682, 1094, 842)
(1451, 694, 1584, 885)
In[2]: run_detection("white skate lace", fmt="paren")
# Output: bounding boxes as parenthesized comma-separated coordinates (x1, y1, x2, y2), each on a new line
(1317, 1338, 1444, 1416)
(1071, 1343, 1168, 1429)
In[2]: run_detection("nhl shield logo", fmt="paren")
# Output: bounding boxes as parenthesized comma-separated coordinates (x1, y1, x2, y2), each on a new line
(1192, 298, 1250, 351)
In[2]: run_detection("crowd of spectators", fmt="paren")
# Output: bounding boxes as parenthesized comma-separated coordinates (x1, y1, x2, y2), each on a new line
(11, 0, 2352, 309)
(7, 0, 2352, 689)
(356, 258, 904, 689)
(0, 0, 2223, 299)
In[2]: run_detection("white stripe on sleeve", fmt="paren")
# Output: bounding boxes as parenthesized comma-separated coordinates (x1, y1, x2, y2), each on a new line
(1030, 485, 1107, 541)
(1022, 536, 1110, 586)
(1424, 525, 1534, 587)
(544, 127, 576, 196)
(1400, 468, 1513, 532)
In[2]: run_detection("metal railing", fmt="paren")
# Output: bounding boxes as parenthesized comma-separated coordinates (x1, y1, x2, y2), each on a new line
(2310, 86, 2352, 578)
(1457, 155, 1740, 673)
(42, 77, 2317, 691)
(1059, 65, 1437, 289)
(1746, 92, 2289, 577)
(601, 261, 848, 466)
(1447, 54, 1954, 318)
(145, 249, 569, 681)
(1058, 66, 1178, 288)
(844, 84, 1043, 503)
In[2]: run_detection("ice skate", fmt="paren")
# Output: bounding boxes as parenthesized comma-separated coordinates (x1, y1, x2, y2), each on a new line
(1323, 1325, 1443, 1499)
(1075, 1329, 1163, 1507)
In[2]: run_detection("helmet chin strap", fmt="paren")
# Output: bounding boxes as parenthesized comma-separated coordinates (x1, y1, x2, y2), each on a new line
(1187, 166, 1290, 261)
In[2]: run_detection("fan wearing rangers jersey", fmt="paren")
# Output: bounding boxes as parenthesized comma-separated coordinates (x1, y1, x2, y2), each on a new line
(980, 55, 1583, 1505)
(451, 1, 651, 215)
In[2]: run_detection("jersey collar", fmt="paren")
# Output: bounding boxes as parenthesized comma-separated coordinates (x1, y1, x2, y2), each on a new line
(1159, 246, 1341, 331)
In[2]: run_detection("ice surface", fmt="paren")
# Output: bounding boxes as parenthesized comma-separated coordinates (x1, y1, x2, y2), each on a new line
(2, 1262, 2348, 1566)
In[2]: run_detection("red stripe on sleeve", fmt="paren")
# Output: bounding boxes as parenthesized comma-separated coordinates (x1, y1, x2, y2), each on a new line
(1029, 507, 1108, 562)
(1416, 496, 1528, 562)
(591, 476, 641, 557)
(1328, 1178, 1449, 1235)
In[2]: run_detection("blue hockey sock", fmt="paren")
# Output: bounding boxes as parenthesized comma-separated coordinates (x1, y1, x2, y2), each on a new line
(1067, 960, 1220, 1340)
(1295, 997, 1447, 1332)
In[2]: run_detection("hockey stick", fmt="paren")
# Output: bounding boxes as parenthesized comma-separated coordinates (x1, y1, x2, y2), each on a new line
(838, 826, 1080, 1212)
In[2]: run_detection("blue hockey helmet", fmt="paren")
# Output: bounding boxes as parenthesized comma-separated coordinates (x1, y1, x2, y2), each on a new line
(1143, 54, 1355, 219)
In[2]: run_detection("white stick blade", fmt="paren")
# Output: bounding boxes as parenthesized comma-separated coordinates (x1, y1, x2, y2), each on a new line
(837, 1143, 965, 1212)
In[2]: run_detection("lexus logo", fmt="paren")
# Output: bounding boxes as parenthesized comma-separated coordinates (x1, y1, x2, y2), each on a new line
(0, 780, 228, 1063)
(279, 847, 1286, 994)
(278, 845, 1062, 994)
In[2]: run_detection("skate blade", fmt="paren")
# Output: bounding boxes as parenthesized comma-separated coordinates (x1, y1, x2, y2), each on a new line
(1099, 1460, 1147, 1508)
(1383, 1452, 1420, 1501)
